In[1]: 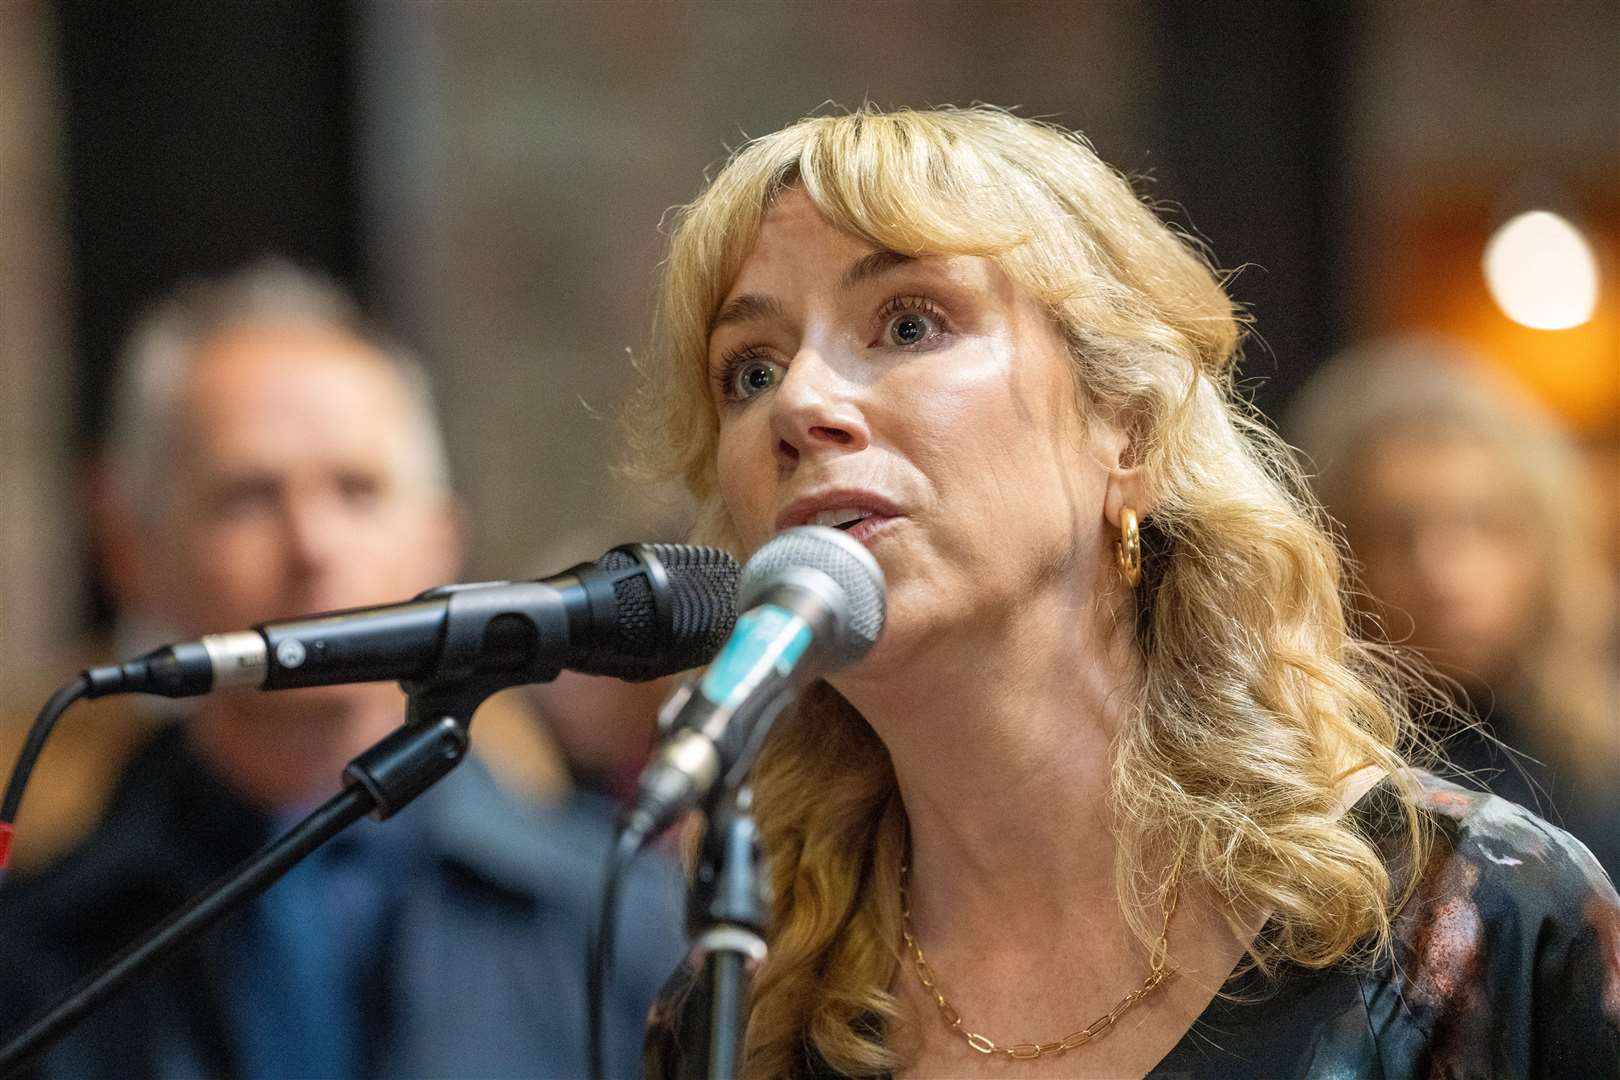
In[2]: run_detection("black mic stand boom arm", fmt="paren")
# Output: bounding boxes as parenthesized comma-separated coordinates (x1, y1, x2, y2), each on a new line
(0, 674, 506, 1076)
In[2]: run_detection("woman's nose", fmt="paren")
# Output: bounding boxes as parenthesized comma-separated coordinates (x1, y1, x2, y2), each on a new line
(768, 347, 870, 467)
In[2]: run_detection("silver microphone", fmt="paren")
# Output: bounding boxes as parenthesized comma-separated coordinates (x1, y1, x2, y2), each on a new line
(621, 526, 886, 846)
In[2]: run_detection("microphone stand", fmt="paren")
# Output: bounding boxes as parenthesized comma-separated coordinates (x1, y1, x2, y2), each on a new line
(689, 784, 769, 1080)
(0, 676, 506, 1077)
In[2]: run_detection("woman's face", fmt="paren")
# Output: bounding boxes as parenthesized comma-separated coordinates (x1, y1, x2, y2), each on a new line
(1347, 428, 1542, 689)
(706, 188, 1124, 666)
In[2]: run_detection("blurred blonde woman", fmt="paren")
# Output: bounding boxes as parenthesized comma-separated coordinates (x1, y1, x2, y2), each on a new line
(1289, 336, 1620, 878)
(629, 108, 1619, 1079)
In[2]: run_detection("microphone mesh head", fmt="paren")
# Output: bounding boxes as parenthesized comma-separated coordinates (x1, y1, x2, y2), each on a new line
(645, 543, 742, 669)
(592, 544, 740, 680)
(599, 548, 659, 658)
(739, 526, 886, 665)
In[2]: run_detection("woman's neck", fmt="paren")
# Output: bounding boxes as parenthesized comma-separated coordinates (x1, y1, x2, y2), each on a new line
(833, 578, 1141, 930)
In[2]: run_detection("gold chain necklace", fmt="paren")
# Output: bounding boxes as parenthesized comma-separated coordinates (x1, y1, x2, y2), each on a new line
(898, 860, 1181, 1061)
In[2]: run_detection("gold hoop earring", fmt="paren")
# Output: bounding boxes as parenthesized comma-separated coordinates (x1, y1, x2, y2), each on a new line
(1115, 507, 1142, 588)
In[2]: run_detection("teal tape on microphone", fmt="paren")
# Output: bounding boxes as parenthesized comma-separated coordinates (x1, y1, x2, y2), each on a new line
(700, 605, 812, 709)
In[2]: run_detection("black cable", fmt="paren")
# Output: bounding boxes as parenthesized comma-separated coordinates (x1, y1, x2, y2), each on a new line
(587, 825, 645, 1080)
(0, 676, 91, 861)
(0, 784, 374, 1076)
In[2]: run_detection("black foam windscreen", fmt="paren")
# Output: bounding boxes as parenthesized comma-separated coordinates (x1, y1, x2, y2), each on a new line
(583, 544, 739, 680)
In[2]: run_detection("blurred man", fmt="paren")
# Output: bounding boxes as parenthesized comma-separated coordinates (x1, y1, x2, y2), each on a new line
(0, 261, 683, 1078)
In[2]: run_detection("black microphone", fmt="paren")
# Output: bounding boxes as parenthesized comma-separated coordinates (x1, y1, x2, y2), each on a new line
(81, 544, 741, 699)
(620, 526, 886, 847)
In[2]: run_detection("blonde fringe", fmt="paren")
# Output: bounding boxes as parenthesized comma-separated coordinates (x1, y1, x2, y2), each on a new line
(626, 106, 1434, 1078)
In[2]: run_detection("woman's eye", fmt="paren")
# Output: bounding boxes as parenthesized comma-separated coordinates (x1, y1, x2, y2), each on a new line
(882, 307, 941, 348)
(726, 355, 786, 401)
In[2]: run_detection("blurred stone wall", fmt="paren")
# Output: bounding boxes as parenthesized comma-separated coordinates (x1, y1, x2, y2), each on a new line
(355, 0, 1155, 578)
(0, 1, 81, 693)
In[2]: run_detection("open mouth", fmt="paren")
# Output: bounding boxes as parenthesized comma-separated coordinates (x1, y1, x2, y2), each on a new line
(812, 508, 873, 531)
(805, 508, 897, 546)
(776, 493, 904, 545)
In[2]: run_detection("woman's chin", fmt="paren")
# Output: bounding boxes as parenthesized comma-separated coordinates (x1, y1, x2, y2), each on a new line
(825, 608, 933, 697)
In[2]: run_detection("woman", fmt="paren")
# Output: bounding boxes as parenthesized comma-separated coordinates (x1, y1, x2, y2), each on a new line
(627, 107, 1619, 1078)
(1289, 337, 1620, 878)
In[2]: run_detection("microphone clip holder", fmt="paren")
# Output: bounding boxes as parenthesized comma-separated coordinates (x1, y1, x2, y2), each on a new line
(343, 675, 507, 818)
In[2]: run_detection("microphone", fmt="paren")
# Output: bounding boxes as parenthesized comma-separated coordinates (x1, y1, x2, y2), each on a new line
(620, 526, 886, 847)
(80, 544, 741, 699)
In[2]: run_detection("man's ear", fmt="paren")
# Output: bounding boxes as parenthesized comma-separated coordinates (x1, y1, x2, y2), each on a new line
(85, 461, 159, 613)
(429, 494, 470, 583)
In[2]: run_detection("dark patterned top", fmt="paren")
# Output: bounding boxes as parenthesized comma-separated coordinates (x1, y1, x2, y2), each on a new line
(644, 773, 1620, 1078)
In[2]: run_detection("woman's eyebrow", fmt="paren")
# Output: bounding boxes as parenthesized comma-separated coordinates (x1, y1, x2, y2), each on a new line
(711, 293, 784, 332)
(710, 250, 917, 332)
(841, 249, 915, 290)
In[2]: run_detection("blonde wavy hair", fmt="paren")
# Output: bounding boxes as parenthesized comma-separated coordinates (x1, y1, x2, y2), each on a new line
(626, 106, 1428, 1078)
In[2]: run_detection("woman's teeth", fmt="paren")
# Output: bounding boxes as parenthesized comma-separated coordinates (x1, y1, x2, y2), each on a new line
(813, 508, 872, 530)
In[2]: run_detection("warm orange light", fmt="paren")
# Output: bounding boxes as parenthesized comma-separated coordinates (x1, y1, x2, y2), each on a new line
(1364, 177, 1618, 435)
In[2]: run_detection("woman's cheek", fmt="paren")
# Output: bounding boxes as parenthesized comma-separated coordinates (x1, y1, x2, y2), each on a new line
(715, 430, 771, 549)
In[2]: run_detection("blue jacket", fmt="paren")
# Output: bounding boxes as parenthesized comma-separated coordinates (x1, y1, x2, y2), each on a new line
(0, 725, 686, 1079)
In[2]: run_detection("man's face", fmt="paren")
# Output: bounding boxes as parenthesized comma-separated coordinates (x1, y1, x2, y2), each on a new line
(139, 321, 460, 653)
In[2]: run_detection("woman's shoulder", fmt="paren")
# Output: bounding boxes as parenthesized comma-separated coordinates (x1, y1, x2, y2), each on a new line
(1366, 770, 1620, 1075)
(1398, 769, 1617, 918)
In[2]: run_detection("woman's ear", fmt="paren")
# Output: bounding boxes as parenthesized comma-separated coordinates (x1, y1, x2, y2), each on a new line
(1104, 467, 1145, 530)
(1091, 411, 1151, 528)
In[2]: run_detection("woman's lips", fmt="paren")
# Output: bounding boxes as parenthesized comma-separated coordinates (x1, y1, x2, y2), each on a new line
(837, 513, 898, 545)
(775, 491, 906, 534)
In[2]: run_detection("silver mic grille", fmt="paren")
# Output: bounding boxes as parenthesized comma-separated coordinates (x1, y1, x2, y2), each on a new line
(738, 526, 887, 666)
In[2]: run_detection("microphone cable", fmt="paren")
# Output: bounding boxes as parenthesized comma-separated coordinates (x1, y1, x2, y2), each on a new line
(585, 824, 644, 1080)
(0, 675, 91, 872)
